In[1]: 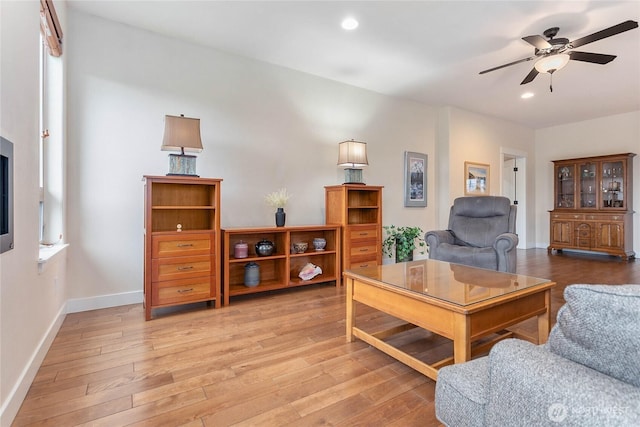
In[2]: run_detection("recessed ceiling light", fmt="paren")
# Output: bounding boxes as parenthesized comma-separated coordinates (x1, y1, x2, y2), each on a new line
(341, 17, 359, 30)
(521, 92, 534, 99)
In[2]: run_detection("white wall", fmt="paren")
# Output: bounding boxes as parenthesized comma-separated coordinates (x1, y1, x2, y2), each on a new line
(65, 10, 438, 302)
(436, 107, 537, 247)
(534, 111, 640, 253)
(0, 1, 68, 424)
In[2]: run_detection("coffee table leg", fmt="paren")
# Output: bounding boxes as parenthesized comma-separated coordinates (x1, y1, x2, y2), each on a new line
(453, 313, 471, 363)
(537, 289, 551, 344)
(346, 277, 355, 342)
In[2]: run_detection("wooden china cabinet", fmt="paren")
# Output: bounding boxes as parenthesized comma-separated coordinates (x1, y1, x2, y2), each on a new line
(143, 175, 222, 319)
(548, 153, 635, 260)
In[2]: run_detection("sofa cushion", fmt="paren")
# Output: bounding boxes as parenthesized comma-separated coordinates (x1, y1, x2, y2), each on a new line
(547, 284, 640, 387)
(435, 356, 489, 427)
(487, 339, 640, 426)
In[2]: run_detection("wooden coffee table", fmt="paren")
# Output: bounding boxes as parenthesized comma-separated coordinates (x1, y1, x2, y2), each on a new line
(344, 259, 555, 380)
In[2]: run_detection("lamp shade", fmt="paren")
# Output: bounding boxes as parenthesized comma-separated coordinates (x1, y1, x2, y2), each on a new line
(161, 115, 203, 153)
(337, 140, 368, 167)
(534, 54, 570, 74)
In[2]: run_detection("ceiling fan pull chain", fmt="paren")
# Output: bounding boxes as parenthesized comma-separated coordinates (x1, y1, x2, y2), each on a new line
(550, 73, 554, 92)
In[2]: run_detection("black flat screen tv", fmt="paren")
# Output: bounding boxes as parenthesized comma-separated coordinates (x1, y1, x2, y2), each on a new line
(1, 136, 14, 253)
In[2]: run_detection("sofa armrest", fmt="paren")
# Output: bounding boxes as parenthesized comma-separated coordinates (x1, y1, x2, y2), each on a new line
(486, 339, 640, 426)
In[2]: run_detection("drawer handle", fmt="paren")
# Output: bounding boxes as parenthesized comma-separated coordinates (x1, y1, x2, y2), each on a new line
(359, 248, 369, 252)
(177, 266, 194, 271)
(359, 232, 369, 236)
(177, 288, 194, 293)
(359, 264, 370, 268)
(177, 243, 194, 248)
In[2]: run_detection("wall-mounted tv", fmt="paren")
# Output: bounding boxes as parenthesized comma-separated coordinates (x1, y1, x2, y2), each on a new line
(1, 136, 14, 253)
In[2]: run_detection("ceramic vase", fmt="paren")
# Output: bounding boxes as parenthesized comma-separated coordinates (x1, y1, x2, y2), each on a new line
(275, 207, 286, 227)
(244, 262, 260, 287)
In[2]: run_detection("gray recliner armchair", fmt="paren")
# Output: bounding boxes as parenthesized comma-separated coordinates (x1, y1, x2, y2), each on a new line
(425, 196, 518, 273)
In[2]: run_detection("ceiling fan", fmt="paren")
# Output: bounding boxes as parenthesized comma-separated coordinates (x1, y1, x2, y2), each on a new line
(479, 20, 639, 91)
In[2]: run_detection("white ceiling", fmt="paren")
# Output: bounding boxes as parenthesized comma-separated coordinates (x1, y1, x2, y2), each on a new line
(67, 1, 640, 129)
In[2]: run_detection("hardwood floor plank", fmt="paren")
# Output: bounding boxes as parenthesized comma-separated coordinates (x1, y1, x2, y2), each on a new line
(12, 249, 640, 426)
(77, 388, 207, 427)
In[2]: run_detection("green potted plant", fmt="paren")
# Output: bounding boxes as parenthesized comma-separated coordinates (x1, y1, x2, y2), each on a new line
(382, 225, 426, 263)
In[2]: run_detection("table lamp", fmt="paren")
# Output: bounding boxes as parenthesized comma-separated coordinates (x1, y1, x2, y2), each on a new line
(161, 114, 203, 176)
(337, 139, 368, 184)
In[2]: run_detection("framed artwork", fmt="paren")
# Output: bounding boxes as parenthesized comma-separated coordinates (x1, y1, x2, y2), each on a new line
(404, 151, 427, 207)
(464, 161, 490, 195)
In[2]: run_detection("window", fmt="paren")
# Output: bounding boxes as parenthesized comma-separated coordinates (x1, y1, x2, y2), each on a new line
(38, 0, 64, 256)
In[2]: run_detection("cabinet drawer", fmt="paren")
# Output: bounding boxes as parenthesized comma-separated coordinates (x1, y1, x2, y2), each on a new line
(347, 256, 378, 269)
(348, 226, 379, 241)
(152, 255, 212, 282)
(551, 213, 584, 220)
(152, 234, 212, 258)
(349, 242, 378, 258)
(152, 277, 212, 306)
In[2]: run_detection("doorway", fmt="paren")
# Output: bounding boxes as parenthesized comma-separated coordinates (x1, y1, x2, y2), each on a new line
(501, 150, 527, 249)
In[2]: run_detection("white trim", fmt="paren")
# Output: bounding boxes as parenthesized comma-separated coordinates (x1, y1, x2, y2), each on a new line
(0, 303, 66, 426)
(38, 242, 69, 273)
(66, 290, 143, 313)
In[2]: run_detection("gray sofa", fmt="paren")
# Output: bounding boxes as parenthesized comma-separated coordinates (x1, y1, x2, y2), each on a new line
(425, 196, 518, 273)
(435, 284, 640, 426)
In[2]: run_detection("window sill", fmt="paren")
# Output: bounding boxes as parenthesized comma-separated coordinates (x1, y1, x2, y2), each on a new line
(38, 243, 69, 273)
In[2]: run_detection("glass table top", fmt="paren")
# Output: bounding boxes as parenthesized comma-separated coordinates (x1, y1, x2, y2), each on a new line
(345, 259, 552, 306)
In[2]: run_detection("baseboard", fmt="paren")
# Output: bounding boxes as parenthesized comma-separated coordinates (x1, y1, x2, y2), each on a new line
(66, 290, 144, 313)
(0, 303, 66, 427)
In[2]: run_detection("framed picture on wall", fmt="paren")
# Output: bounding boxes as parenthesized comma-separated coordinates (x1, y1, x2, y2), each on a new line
(464, 161, 490, 195)
(404, 151, 427, 207)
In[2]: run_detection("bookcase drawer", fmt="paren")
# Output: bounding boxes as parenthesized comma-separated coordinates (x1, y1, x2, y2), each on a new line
(152, 234, 212, 258)
(152, 277, 212, 306)
(152, 255, 212, 282)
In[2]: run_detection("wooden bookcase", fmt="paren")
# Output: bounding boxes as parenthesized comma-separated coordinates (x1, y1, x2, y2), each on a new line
(548, 153, 635, 260)
(143, 175, 222, 319)
(325, 184, 383, 271)
(222, 225, 340, 305)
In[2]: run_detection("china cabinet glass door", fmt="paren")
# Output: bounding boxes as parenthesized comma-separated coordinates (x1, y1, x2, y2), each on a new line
(556, 164, 575, 208)
(579, 162, 597, 208)
(601, 160, 624, 208)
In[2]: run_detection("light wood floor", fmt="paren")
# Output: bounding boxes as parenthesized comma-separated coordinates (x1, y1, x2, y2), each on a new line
(12, 249, 640, 426)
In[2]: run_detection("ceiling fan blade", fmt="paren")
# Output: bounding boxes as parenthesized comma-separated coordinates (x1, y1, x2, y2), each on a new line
(479, 56, 536, 74)
(570, 20, 639, 48)
(522, 35, 551, 49)
(569, 51, 617, 64)
(520, 68, 539, 85)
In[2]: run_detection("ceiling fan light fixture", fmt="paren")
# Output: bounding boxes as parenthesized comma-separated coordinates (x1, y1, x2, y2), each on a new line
(534, 53, 570, 74)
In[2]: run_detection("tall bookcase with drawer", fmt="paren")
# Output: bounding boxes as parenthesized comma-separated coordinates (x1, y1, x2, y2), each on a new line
(325, 184, 383, 270)
(143, 175, 222, 320)
(548, 153, 635, 260)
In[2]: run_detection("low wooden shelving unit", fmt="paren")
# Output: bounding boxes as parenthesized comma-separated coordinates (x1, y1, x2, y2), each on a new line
(222, 225, 341, 305)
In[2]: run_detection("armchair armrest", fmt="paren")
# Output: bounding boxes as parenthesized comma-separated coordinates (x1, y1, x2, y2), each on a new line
(425, 230, 454, 260)
(493, 232, 518, 252)
(425, 230, 454, 246)
(493, 232, 518, 273)
(486, 339, 640, 426)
